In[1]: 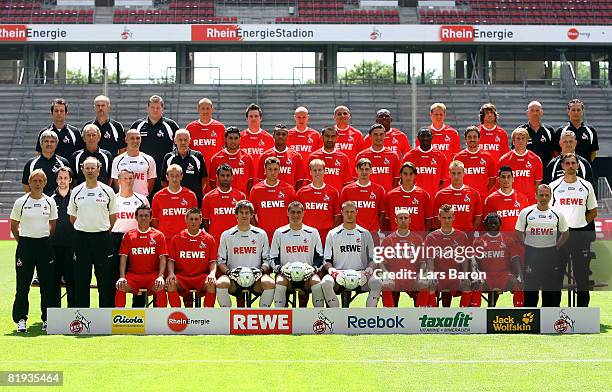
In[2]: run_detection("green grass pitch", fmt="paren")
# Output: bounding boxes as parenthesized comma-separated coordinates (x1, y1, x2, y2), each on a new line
(0, 240, 610, 391)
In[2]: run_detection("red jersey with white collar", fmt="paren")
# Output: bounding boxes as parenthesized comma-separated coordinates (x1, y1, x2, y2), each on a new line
(433, 184, 483, 232)
(209, 148, 254, 195)
(335, 125, 364, 166)
(287, 127, 322, 162)
(402, 147, 448, 200)
(478, 124, 509, 162)
(305, 148, 355, 193)
(201, 187, 246, 241)
(185, 119, 225, 172)
(499, 150, 543, 204)
(240, 128, 274, 171)
(257, 147, 303, 187)
(453, 148, 497, 199)
(363, 128, 411, 158)
(340, 181, 386, 232)
(355, 147, 400, 192)
(483, 189, 530, 232)
(415, 124, 460, 162)
(384, 185, 432, 232)
(249, 180, 296, 241)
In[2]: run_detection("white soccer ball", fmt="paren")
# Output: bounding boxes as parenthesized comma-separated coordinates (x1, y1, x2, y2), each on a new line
(230, 267, 260, 288)
(281, 262, 315, 282)
(336, 269, 367, 290)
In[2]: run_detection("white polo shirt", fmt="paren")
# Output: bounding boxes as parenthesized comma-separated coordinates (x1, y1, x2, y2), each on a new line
(549, 177, 597, 229)
(68, 182, 118, 232)
(515, 205, 568, 248)
(111, 151, 157, 196)
(10, 193, 58, 238)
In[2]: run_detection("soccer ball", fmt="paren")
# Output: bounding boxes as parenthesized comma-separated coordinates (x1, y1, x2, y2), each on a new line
(229, 266, 262, 288)
(281, 262, 315, 282)
(336, 269, 367, 290)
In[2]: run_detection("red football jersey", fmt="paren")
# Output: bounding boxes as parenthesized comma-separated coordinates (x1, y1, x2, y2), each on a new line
(169, 228, 216, 277)
(152, 187, 198, 241)
(453, 148, 497, 199)
(402, 147, 448, 200)
(363, 128, 411, 158)
(499, 150, 543, 204)
(119, 228, 167, 275)
(201, 187, 246, 241)
(433, 184, 483, 232)
(424, 228, 469, 271)
(305, 148, 355, 192)
(483, 189, 530, 232)
(381, 231, 425, 286)
(287, 127, 322, 162)
(384, 185, 433, 232)
(296, 183, 340, 245)
(240, 129, 274, 171)
(355, 147, 401, 192)
(415, 124, 461, 162)
(473, 232, 519, 274)
(209, 148, 254, 195)
(249, 180, 296, 241)
(186, 119, 225, 173)
(256, 147, 303, 186)
(478, 124, 509, 162)
(340, 181, 386, 232)
(335, 125, 364, 166)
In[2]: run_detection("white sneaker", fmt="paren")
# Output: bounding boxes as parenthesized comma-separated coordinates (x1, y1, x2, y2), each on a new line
(42, 322, 47, 332)
(17, 319, 26, 333)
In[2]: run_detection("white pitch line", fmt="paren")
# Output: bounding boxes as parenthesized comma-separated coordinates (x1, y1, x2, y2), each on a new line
(0, 359, 610, 365)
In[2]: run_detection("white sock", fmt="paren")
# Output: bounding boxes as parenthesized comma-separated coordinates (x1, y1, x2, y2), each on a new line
(273, 284, 287, 307)
(217, 288, 232, 307)
(366, 277, 382, 308)
(311, 283, 325, 307)
(321, 275, 339, 308)
(259, 288, 275, 308)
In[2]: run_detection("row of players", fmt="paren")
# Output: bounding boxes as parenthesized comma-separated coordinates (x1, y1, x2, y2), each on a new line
(11, 149, 597, 331)
(23, 97, 599, 207)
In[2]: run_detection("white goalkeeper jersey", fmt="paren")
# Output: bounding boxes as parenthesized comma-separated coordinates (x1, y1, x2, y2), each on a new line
(217, 225, 269, 270)
(324, 224, 374, 271)
(270, 224, 324, 269)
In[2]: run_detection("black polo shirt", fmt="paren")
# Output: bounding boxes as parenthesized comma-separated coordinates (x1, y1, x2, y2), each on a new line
(131, 116, 179, 176)
(554, 122, 599, 163)
(35, 123, 84, 159)
(51, 188, 74, 247)
(71, 147, 113, 184)
(519, 121, 556, 168)
(543, 153, 593, 185)
(82, 118, 126, 158)
(161, 149, 208, 204)
(22, 154, 70, 196)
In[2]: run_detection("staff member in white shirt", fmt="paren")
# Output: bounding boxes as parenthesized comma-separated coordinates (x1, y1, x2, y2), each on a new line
(10, 169, 58, 333)
(550, 153, 598, 307)
(68, 156, 118, 308)
(516, 184, 569, 307)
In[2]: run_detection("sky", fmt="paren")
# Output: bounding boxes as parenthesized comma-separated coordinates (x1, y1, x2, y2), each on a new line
(63, 51, 448, 84)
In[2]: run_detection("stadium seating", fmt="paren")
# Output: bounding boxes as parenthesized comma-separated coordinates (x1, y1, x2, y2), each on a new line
(418, 0, 612, 25)
(0, 1, 94, 24)
(113, 0, 240, 24)
(277, 1, 400, 24)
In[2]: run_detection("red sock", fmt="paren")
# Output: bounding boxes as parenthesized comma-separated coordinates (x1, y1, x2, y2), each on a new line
(168, 291, 181, 307)
(155, 291, 167, 307)
(204, 291, 216, 307)
(382, 291, 396, 307)
(416, 290, 429, 307)
(513, 289, 525, 307)
(459, 291, 472, 307)
(115, 290, 126, 307)
(429, 292, 438, 307)
(470, 290, 482, 307)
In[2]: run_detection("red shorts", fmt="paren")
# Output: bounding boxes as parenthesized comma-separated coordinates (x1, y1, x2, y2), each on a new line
(175, 273, 209, 292)
(126, 272, 159, 294)
(483, 272, 514, 290)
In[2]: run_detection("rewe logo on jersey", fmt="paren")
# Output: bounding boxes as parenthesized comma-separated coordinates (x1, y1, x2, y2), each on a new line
(230, 309, 292, 334)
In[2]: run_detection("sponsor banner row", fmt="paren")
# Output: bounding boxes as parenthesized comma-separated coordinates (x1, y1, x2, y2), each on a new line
(0, 24, 609, 44)
(47, 307, 599, 335)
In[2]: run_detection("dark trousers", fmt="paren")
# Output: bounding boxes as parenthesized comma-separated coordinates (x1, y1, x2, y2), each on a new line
(73, 231, 113, 308)
(13, 237, 56, 323)
(560, 228, 593, 307)
(53, 246, 76, 307)
(524, 246, 563, 307)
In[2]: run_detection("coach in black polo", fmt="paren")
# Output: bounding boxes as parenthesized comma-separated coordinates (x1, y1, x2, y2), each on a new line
(23, 130, 69, 196)
(161, 129, 208, 206)
(131, 95, 179, 195)
(518, 100, 557, 168)
(82, 95, 126, 158)
(71, 124, 113, 185)
(553, 99, 599, 163)
(35, 98, 83, 159)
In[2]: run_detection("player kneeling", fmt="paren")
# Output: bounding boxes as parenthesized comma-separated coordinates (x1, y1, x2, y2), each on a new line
(115, 205, 168, 307)
(166, 208, 217, 307)
(216, 200, 275, 307)
(320, 201, 382, 307)
(270, 201, 325, 307)
(470, 213, 523, 307)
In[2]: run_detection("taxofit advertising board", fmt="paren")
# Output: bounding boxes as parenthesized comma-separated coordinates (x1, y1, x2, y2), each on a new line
(0, 24, 609, 44)
(47, 307, 600, 335)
